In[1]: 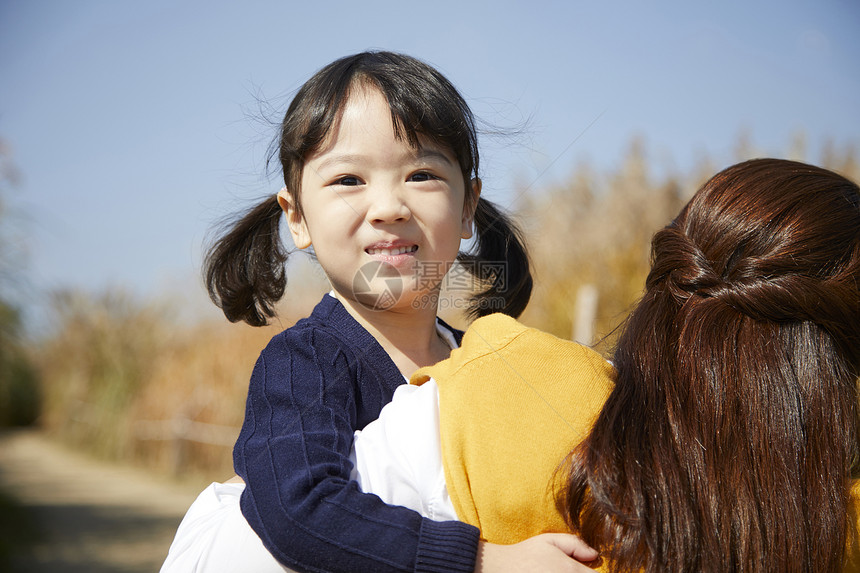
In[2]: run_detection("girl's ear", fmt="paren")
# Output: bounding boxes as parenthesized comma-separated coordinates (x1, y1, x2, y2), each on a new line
(461, 177, 482, 239)
(277, 188, 312, 249)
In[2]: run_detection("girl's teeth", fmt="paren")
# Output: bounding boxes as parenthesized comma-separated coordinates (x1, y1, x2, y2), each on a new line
(368, 246, 416, 256)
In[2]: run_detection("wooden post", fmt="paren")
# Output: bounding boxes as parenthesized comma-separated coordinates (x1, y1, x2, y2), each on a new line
(572, 284, 598, 345)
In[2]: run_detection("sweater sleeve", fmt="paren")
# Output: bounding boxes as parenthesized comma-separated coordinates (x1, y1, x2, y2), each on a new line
(233, 327, 479, 573)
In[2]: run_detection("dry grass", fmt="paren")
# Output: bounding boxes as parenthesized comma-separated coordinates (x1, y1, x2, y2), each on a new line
(33, 277, 326, 479)
(519, 138, 859, 352)
(29, 138, 859, 479)
(518, 139, 706, 350)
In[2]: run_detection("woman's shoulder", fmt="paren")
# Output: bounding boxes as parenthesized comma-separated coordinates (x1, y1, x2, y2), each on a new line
(418, 313, 613, 384)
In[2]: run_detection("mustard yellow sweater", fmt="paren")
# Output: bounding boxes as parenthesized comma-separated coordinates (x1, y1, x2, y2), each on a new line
(412, 313, 860, 571)
(411, 313, 614, 545)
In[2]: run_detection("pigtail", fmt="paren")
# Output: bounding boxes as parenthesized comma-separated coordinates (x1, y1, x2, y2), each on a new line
(459, 197, 533, 319)
(203, 195, 288, 326)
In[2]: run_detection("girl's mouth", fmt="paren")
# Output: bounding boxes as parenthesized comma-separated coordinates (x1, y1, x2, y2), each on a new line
(365, 244, 419, 269)
(365, 245, 418, 256)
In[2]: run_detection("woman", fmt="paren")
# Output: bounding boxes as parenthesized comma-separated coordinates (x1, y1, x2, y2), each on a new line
(405, 158, 860, 571)
(561, 158, 860, 572)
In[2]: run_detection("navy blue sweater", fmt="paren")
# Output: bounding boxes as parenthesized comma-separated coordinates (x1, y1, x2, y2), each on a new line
(234, 295, 480, 572)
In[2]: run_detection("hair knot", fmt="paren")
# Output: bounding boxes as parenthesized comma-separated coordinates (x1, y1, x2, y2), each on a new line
(649, 226, 860, 358)
(649, 227, 727, 301)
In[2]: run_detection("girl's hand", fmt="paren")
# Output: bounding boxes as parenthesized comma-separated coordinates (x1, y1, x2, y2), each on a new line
(475, 534, 599, 572)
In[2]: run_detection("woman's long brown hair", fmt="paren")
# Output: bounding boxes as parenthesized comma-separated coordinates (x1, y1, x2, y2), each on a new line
(562, 159, 860, 572)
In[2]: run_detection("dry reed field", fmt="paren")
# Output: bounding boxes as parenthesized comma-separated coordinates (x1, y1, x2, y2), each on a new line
(21, 139, 860, 482)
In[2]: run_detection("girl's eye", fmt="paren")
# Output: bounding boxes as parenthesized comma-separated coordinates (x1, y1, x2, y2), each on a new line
(334, 176, 361, 186)
(408, 172, 439, 183)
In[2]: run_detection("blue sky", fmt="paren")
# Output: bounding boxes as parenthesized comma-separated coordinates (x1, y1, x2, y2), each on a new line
(1, 0, 858, 324)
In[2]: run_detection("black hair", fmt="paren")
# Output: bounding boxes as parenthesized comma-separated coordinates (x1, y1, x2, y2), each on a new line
(204, 51, 531, 326)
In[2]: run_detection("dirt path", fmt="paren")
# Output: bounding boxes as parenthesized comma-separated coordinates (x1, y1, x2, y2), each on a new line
(0, 429, 209, 573)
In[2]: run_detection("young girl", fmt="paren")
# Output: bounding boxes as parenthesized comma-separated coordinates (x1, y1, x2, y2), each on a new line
(166, 158, 860, 573)
(178, 51, 589, 573)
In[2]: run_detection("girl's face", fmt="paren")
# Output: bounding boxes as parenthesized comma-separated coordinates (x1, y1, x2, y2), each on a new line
(279, 86, 478, 314)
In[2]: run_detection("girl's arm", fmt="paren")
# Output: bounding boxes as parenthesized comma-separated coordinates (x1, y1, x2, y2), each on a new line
(163, 375, 596, 573)
(234, 326, 479, 573)
(159, 481, 596, 573)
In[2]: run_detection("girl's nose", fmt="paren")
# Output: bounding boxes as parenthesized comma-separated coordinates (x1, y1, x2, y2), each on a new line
(366, 184, 411, 224)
